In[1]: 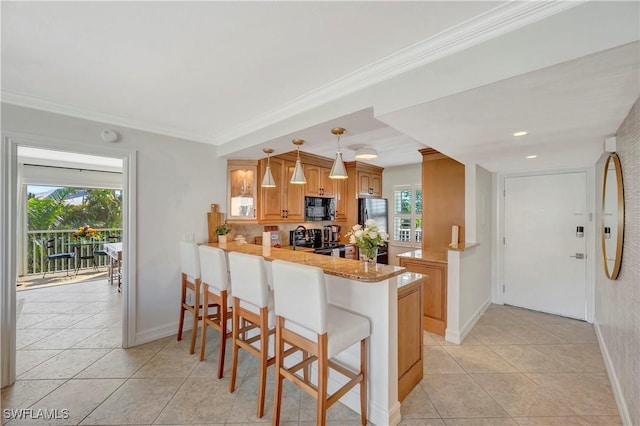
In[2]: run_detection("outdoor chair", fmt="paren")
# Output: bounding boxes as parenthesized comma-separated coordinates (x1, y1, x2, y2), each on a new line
(41, 238, 75, 278)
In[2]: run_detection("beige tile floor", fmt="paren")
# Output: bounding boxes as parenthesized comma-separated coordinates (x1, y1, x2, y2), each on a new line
(3, 282, 622, 425)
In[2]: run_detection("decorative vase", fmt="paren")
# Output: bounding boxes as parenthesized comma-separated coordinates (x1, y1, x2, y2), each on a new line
(360, 246, 378, 264)
(218, 234, 227, 244)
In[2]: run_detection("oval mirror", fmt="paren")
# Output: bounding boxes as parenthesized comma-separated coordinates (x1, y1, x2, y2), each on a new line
(601, 153, 624, 280)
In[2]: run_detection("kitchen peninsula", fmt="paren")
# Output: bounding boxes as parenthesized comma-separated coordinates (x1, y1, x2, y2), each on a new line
(208, 241, 425, 425)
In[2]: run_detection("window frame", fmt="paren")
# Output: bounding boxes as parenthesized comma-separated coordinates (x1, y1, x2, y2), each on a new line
(391, 184, 422, 248)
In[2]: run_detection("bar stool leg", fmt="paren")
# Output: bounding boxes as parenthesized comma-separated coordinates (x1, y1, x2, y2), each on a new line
(360, 338, 367, 426)
(177, 273, 187, 341)
(257, 307, 269, 418)
(317, 333, 328, 426)
(217, 297, 228, 379)
(199, 284, 209, 361)
(189, 280, 200, 354)
(272, 317, 285, 426)
(230, 298, 240, 393)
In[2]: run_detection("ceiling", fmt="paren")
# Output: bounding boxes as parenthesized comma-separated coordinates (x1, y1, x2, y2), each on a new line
(2, 1, 639, 171)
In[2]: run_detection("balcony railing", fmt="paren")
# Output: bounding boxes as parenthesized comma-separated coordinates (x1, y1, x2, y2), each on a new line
(25, 228, 122, 275)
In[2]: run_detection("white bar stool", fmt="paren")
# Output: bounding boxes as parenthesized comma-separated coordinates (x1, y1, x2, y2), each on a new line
(227, 251, 276, 418)
(177, 241, 202, 354)
(271, 259, 370, 426)
(198, 245, 233, 378)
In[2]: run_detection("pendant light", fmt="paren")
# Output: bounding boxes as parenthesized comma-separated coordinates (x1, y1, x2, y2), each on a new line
(329, 127, 348, 179)
(261, 148, 276, 188)
(289, 139, 306, 184)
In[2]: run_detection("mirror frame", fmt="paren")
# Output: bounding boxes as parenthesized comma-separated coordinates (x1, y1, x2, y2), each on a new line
(601, 153, 625, 280)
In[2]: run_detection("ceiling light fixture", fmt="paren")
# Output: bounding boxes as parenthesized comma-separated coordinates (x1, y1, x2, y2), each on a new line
(289, 139, 306, 184)
(513, 131, 528, 137)
(526, 155, 537, 159)
(261, 148, 276, 188)
(354, 146, 378, 160)
(329, 127, 348, 179)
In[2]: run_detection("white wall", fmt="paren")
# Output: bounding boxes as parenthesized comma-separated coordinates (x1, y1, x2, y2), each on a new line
(446, 164, 492, 343)
(2, 104, 227, 344)
(594, 98, 639, 426)
(382, 162, 422, 265)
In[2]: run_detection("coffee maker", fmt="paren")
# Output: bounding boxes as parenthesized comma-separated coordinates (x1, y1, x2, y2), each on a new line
(323, 225, 341, 245)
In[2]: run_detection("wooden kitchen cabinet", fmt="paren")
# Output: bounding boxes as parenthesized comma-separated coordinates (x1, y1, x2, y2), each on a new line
(304, 165, 334, 197)
(358, 169, 382, 197)
(258, 158, 304, 222)
(259, 157, 285, 222)
(397, 277, 424, 401)
(333, 177, 347, 222)
(284, 160, 305, 221)
(227, 160, 258, 222)
(398, 257, 448, 336)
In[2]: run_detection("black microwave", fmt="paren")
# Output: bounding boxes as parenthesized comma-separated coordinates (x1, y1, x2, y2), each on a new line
(304, 197, 335, 221)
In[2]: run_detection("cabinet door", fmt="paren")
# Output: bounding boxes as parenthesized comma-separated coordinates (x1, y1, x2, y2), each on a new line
(333, 177, 347, 222)
(370, 174, 382, 197)
(358, 172, 371, 195)
(284, 161, 305, 221)
(399, 258, 447, 336)
(259, 158, 285, 221)
(320, 168, 334, 197)
(304, 165, 321, 196)
(228, 162, 257, 221)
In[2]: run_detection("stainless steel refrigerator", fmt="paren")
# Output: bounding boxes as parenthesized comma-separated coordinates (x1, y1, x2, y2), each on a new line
(357, 198, 389, 264)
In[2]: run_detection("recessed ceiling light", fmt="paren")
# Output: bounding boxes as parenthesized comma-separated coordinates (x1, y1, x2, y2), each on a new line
(513, 131, 528, 137)
(526, 155, 537, 159)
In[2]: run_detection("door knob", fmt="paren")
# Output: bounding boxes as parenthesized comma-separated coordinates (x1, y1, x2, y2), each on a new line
(569, 253, 585, 259)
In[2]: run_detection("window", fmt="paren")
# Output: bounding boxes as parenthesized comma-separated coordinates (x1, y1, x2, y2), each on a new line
(393, 185, 422, 245)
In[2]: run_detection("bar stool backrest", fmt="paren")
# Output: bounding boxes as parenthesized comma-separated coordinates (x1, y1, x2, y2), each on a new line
(271, 260, 327, 334)
(179, 241, 201, 280)
(198, 245, 229, 293)
(228, 252, 269, 308)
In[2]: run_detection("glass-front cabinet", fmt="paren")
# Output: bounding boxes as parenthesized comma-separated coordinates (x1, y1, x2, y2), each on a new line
(227, 160, 258, 221)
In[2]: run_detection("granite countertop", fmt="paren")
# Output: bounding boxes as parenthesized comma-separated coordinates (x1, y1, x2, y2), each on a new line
(397, 249, 448, 264)
(208, 242, 406, 283)
(396, 272, 426, 289)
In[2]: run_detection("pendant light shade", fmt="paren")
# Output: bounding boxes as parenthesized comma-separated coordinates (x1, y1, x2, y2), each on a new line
(261, 148, 276, 188)
(329, 127, 348, 179)
(290, 139, 307, 184)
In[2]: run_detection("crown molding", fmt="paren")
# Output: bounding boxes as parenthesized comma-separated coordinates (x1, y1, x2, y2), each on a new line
(1, 90, 214, 145)
(213, 0, 583, 145)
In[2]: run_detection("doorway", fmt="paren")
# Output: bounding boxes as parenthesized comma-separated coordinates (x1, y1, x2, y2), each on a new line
(502, 171, 590, 320)
(1, 135, 136, 388)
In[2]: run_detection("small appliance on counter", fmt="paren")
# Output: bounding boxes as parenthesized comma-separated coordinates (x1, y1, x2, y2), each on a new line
(322, 225, 340, 245)
(289, 227, 322, 249)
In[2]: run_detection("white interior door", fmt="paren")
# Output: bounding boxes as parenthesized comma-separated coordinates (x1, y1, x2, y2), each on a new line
(504, 172, 587, 319)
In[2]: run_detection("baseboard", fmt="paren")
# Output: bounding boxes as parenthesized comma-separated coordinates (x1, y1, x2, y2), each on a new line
(134, 320, 192, 346)
(445, 297, 491, 344)
(594, 322, 631, 426)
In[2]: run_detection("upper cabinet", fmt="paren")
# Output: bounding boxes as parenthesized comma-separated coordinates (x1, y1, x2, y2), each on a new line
(258, 157, 304, 222)
(228, 152, 381, 225)
(227, 160, 258, 222)
(358, 170, 382, 197)
(304, 165, 334, 197)
(333, 178, 348, 222)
